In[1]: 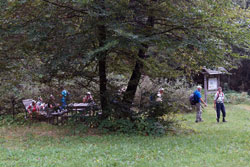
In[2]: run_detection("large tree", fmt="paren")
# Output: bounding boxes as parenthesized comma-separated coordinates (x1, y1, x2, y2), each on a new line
(0, 0, 249, 118)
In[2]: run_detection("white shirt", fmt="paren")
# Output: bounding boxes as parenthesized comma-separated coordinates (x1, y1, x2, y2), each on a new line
(214, 91, 224, 103)
(156, 93, 163, 102)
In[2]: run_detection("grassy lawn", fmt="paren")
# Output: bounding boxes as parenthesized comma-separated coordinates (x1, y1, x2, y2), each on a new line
(1, 104, 250, 167)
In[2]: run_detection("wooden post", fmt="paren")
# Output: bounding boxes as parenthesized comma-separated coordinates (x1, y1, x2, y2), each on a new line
(204, 74, 208, 103)
(218, 75, 220, 89)
(11, 97, 15, 119)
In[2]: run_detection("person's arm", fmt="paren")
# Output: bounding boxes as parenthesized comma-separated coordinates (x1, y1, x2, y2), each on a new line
(222, 93, 225, 103)
(36, 105, 40, 113)
(49, 103, 53, 108)
(27, 106, 31, 114)
(214, 100, 216, 109)
(214, 93, 218, 109)
(200, 98, 207, 107)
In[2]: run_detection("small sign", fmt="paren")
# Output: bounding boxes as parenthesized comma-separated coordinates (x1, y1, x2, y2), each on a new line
(208, 78, 218, 90)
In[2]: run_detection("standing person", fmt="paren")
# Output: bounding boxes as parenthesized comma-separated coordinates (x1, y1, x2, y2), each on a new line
(214, 87, 227, 123)
(156, 88, 164, 102)
(194, 86, 207, 123)
(61, 87, 68, 109)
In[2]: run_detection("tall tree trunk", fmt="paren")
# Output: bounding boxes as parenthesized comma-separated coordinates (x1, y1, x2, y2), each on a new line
(122, 5, 155, 113)
(97, 0, 109, 119)
(122, 49, 146, 106)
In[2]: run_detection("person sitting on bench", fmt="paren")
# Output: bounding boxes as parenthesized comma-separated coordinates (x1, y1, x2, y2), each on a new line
(83, 92, 94, 103)
(37, 97, 45, 111)
(47, 94, 60, 114)
(27, 100, 39, 118)
(48, 95, 57, 108)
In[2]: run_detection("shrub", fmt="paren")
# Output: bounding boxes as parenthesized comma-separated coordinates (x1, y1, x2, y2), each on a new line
(0, 113, 27, 126)
(207, 91, 250, 105)
(137, 78, 195, 113)
(225, 92, 250, 104)
(98, 117, 172, 136)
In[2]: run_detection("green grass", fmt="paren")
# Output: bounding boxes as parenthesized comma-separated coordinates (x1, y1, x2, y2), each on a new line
(1, 104, 250, 167)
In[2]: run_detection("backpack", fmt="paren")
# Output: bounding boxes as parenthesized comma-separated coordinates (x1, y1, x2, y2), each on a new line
(189, 93, 197, 105)
(150, 93, 157, 102)
(215, 92, 224, 102)
(66, 91, 70, 101)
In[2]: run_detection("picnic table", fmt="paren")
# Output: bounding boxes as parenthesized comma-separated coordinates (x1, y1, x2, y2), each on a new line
(67, 102, 99, 116)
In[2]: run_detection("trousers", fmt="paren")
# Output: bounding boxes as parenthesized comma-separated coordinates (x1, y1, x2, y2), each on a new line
(216, 102, 226, 119)
(196, 103, 202, 121)
(61, 98, 67, 109)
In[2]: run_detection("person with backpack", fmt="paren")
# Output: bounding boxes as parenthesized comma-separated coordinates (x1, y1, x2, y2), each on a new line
(194, 86, 207, 123)
(214, 87, 227, 123)
(156, 88, 164, 102)
(150, 88, 164, 102)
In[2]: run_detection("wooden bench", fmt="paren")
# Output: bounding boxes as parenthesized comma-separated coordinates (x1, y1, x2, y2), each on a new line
(22, 99, 48, 120)
(22, 100, 100, 125)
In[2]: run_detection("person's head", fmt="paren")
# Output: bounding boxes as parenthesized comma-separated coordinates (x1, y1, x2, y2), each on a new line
(197, 85, 202, 92)
(218, 87, 222, 92)
(159, 88, 164, 94)
(50, 94, 55, 100)
(86, 92, 91, 97)
(38, 97, 43, 101)
(32, 100, 36, 105)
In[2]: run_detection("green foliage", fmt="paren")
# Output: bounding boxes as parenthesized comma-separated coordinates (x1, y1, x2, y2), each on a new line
(1, 0, 249, 83)
(98, 117, 171, 136)
(0, 113, 27, 126)
(0, 0, 249, 133)
(98, 118, 136, 134)
(207, 91, 250, 104)
(138, 77, 195, 113)
(225, 92, 250, 104)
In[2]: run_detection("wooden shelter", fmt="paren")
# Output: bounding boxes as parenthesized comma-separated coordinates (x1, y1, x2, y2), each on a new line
(202, 67, 228, 103)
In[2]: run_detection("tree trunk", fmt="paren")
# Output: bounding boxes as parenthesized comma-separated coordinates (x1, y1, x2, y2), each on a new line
(97, 0, 109, 119)
(122, 49, 146, 106)
(122, 10, 155, 111)
(98, 49, 108, 118)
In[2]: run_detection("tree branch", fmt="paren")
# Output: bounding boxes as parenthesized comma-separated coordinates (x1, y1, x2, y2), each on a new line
(41, 0, 87, 14)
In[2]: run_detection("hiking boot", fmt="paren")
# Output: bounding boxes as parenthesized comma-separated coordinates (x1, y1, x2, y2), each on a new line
(195, 120, 199, 123)
(216, 118, 219, 123)
(223, 118, 227, 122)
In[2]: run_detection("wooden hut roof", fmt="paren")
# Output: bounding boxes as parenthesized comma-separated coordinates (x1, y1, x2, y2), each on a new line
(202, 67, 228, 75)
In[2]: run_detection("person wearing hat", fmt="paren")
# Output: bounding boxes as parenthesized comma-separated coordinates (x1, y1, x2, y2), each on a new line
(83, 92, 94, 103)
(149, 88, 164, 102)
(156, 88, 164, 102)
(194, 86, 207, 123)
